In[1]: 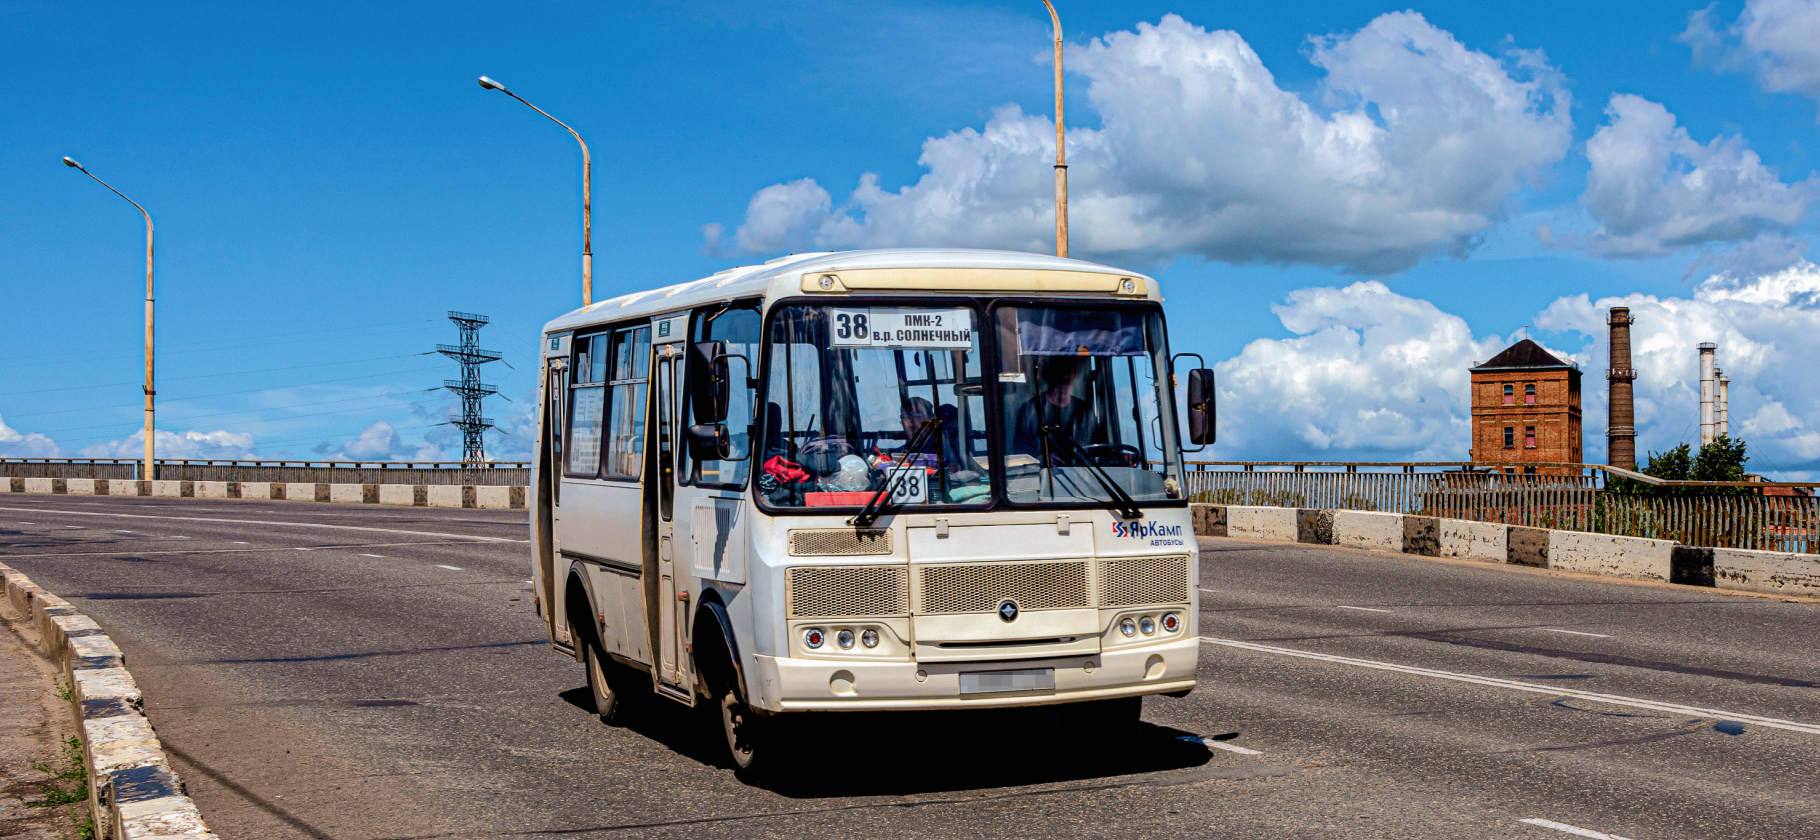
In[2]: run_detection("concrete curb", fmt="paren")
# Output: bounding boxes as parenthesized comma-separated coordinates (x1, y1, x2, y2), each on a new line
(1190, 503, 1820, 598)
(1, 478, 528, 509)
(2, 562, 219, 840)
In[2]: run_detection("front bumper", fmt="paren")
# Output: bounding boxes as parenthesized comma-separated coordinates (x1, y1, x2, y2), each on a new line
(748, 637, 1199, 712)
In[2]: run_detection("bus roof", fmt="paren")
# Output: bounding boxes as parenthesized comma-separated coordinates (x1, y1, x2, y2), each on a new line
(541, 248, 1161, 335)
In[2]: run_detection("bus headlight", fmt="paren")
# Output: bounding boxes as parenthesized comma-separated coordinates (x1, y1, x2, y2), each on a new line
(1119, 618, 1137, 637)
(860, 629, 880, 648)
(1139, 616, 1156, 636)
(836, 629, 856, 649)
(1161, 613, 1181, 633)
(804, 628, 826, 649)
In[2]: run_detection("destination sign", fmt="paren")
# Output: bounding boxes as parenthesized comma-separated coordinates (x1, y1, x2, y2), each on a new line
(828, 307, 973, 349)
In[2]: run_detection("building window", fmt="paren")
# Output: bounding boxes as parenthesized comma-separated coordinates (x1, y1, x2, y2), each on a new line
(1504, 426, 1515, 448)
(1525, 383, 1536, 405)
(1524, 466, 1536, 475)
(1525, 426, 1536, 448)
(1502, 384, 1514, 405)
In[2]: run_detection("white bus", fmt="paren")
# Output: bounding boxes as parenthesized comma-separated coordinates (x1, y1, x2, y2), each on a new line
(531, 248, 1215, 778)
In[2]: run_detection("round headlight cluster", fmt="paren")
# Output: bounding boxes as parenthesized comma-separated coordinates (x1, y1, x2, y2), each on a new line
(861, 629, 880, 648)
(804, 628, 825, 649)
(1139, 616, 1157, 635)
(1119, 618, 1138, 637)
(803, 626, 885, 652)
(836, 629, 856, 649)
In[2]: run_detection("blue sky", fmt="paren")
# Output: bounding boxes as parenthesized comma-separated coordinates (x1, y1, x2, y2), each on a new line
(5, 1, 1820, 475)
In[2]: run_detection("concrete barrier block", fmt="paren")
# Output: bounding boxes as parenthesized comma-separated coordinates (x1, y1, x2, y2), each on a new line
(283, 483, 318, 502)
(1191, 504, 1227, 536)
(426, 485, 464, 508)
(1296, 509, 1333, 544)
(1670, 546, 1716, 587)
(1330, 510, 1402, 552)
(329, 484, 365, 504)
(1508, 526, 1550, 567)
(1713, 548, 1820, 597)
(1438, 519, 1508, 563)
(23, 477, 54, 494)
(1402, 515, 1439, 556)
(52, 478, 67, 494)
(240, 482, 273, 500)
(195, 481, 231, 499)
(1548, 530, 1675, 581)
(476, 485, 512, 510)
(150, 480, 184, 498)
(1225, 505, 1298, 542)
(66, 478, 97, 495)
(510, 486, 526, 509)
(378, 484, 415, 506)
(6, 477, 20, 493)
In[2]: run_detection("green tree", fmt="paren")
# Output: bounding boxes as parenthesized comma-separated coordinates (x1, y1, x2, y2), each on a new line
(1608, 437, 1749, 497)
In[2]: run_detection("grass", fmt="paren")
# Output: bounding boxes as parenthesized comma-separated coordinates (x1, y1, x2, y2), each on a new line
(26, 735, 88, 808)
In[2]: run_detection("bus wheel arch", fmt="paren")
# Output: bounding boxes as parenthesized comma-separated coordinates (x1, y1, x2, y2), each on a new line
(691, 593, 747, 705)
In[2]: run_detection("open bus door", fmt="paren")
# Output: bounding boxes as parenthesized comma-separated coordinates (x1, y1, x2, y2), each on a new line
(649, 320, 693, 701)
(536, 333, 570, 651)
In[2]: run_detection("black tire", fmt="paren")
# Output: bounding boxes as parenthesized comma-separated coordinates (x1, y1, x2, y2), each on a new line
(584, 641, 632, 725)
(702, 646, 781, 780)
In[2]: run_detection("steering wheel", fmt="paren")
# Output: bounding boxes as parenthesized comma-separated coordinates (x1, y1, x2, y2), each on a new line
(1083, 443, 1142, 468)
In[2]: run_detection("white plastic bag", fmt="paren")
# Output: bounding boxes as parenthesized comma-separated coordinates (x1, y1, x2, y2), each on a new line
(824, 454, 873, 491)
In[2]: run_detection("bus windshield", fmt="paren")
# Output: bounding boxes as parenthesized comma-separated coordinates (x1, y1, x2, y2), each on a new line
(757, 301, 1183, 511)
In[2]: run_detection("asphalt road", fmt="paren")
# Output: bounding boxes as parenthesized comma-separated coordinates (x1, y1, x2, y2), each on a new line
(1, 495, 1816, 840)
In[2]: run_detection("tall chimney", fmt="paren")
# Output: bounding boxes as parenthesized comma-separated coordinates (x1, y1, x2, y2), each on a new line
(1606, 307, 1638, 470)
(1699, 342, 1717, 447)
(1717, 371, 1730, 439)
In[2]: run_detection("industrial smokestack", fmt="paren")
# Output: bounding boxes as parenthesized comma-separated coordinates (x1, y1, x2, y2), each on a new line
(1607, 307, 1638, 470)
(1718, 371, 1730, 439)
(1699, 342, 1717, 446)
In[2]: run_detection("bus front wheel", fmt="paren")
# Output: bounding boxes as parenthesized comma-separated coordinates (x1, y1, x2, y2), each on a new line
(584, 641, 631, 725)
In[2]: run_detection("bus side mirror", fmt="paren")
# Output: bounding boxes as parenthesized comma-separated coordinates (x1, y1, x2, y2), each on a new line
(690, 341, 731, 423)
(687, 423, 731, 461)
(1186, 368, 1215, 446)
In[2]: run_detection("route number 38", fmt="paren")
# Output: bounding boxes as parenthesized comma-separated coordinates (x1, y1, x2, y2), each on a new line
(886, 467, 927, 505)
(833, 312, 870, 341)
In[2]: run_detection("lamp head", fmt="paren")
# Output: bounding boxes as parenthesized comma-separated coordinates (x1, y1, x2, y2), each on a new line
(477, 76, 506, 92)
(62, 156, 81, 169)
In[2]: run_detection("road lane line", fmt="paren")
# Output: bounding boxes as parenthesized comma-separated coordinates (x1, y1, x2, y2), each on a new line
(1520, 818, 1635, 839)
(435, 565, 464, 571)
(1335, 605, 1392, 613)
(1201, 637, 1820, 735)
(1541, 628, 1612, 638)
(0, 506, 525, 543)
(361, 554, 385, 558)
(1206, 741, 1262, 755)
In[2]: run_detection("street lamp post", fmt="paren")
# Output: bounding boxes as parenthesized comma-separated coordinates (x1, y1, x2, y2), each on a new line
(63, 157, 157, 481)
(1041, 1, 1067, 258)
(477, 76, 594, 307)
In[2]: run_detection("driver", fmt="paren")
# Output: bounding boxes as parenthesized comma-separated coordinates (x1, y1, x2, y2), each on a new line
(1011, 355, 1104, 464)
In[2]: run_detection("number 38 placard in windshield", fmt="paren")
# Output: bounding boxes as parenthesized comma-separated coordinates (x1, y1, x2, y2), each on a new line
(829, 308, 973, 349)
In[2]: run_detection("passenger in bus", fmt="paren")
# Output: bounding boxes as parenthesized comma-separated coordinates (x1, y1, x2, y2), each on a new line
(1010, 355, 1105, 465)
(875, 397, 986, 503)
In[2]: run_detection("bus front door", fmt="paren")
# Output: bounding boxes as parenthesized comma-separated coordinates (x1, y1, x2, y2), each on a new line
(652, 336, 693, 701)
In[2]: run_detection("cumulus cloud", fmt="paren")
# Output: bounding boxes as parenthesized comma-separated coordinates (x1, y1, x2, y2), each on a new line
(308, 420, 442, 461)
(1536, 263, 1820, 475)
(1543, 94, 1812, 260)
(0, 413, 63, 457)
(713, 12, 1571, 274)
(1681, 0, 1820, 108)
(74, 428, 258, 460)
(1211, 282, 1517, 460)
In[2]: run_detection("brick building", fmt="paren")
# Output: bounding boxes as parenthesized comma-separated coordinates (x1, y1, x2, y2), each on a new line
(1468, 340, 1582, 472)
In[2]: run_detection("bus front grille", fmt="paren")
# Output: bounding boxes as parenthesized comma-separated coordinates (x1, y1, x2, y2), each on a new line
(787, 528, 893, 556)
(1097, 556, 1190, 606)
(786, 565, 910, 618)
(916, 560, 1091, 614)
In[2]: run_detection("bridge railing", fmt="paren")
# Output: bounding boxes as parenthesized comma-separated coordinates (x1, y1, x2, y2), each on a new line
(0, 458, 531, 486)
(1184, 461, 1818, 552)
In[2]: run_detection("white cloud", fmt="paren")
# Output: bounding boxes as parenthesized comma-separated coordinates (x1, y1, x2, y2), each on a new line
(74, 428, 257, 460)
(1536, 263, 1820, 476)
(715, 12, 1571, 274)
(1211, 282, 1516, 460)
(1543, 94, 1812, 260)
(312, 420, 446, 461)
(0, 413, 63, 457)
(1681, 0, 1820, 107)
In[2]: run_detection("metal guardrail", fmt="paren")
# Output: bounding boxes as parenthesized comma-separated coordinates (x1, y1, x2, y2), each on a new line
(1184, 461, 1817, 552)
(0, 458, 531, 485)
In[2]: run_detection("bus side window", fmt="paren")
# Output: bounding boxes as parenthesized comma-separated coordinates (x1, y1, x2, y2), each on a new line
(603, 326, 651, 480)
(682, 300, 761, 488)
(567, 333, 608, 477)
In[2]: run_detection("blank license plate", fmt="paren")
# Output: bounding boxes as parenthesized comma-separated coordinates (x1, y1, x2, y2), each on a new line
(959, 668, 1055, 695)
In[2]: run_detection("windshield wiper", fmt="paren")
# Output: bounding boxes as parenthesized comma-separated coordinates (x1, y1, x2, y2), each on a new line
(1040, 426, 1144, 520)
(849, 417, 942, 528)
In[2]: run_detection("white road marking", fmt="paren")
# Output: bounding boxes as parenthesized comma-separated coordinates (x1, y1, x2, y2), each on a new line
(1335, 605, 1392, 613)
(0, 507, 525, 544)
(171, 536, 191, 540)
(1541, 628, 1612, 638)
(1206, 740, 1263, 755)
(1520, 817, 1635, 839)
(1201, 637, 1820, 735)
(360, 554, 385, 558)
(435, 565, 464, 571)
(233, 541, 249, 544)
(295, 547, 314, 551)
(17, 522, 32, 525)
